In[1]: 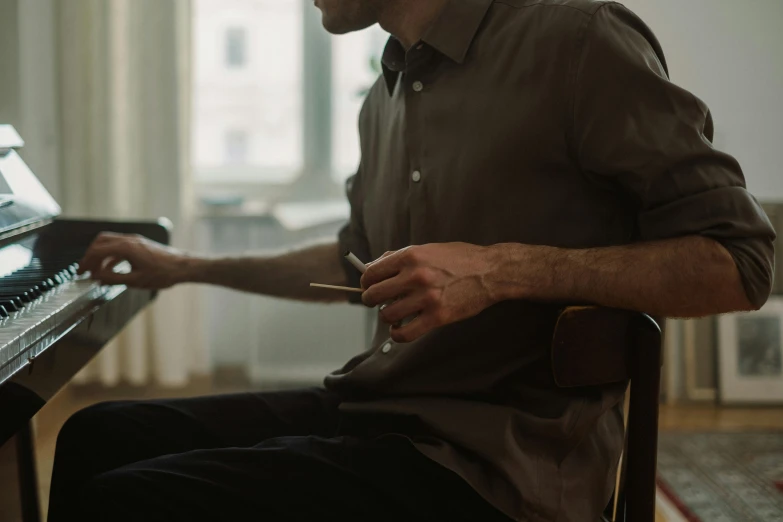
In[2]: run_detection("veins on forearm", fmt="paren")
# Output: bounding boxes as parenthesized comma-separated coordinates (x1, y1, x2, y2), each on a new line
(487, 236, 753, 317)
(192, 241, 350, 303)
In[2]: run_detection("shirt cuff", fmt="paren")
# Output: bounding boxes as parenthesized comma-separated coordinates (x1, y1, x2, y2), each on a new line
(637, 186, 776, 308)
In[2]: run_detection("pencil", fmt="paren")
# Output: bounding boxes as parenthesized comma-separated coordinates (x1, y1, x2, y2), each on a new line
(310, 283, 364, 293)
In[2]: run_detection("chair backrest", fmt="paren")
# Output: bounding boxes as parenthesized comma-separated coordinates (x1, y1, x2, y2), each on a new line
(551, 306, 663, 522)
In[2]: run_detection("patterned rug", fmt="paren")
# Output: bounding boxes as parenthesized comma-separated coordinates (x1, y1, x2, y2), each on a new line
(657, 432, 783, 521)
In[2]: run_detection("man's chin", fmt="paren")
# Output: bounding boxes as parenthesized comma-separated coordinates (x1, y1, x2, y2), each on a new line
(312, 0, 377, 35)
(313, 4, 339, 34)
(319, 15, 367, 35)
(321, 20, 352, 35)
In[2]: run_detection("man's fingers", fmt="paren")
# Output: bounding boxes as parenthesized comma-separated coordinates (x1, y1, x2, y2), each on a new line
(79, 243, 108, 272)
(79, 242, 132, 274)
(101, 256, 123, 272)
(91, 269, 138, 287)
(78, 233, 128, 271)
(361, 249, 409, 288)
(365, 249, 398, 267)
(378, 292, 427, 325)
(389, 313, 434, 343)
(78, 249, 103, 274)
(92, 232, 124, 246)
(362, 274, 411, 307)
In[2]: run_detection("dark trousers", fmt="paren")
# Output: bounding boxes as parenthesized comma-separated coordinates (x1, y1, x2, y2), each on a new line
(48, 388, 511, 522)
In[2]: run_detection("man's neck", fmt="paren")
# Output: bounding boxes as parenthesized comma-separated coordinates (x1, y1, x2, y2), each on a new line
(376, 0, 449, 49)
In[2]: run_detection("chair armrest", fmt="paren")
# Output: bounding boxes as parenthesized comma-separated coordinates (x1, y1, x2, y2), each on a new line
(552, 306, 661, 388)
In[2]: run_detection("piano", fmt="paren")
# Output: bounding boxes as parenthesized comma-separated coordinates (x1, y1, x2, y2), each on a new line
(0, 125, 170, 522)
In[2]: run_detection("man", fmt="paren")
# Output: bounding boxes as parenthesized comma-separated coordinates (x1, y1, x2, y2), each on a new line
(49, 0, 775, 521)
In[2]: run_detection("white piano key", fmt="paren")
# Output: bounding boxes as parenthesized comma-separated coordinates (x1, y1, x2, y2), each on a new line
(0, 275, 128, 384)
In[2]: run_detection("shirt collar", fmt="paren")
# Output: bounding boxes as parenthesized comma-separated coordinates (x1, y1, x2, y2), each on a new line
(380, 0, 494, 95)
(381, 37, 407, 95)
(422, 0, 494, 64)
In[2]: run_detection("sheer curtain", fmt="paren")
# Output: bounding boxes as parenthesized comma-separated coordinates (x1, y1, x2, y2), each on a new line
(56, 0, 209, 386)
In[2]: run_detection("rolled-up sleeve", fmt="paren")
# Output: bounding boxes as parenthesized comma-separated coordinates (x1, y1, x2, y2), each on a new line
(337, 167, 371, 304)
(572, 3, 776, 308)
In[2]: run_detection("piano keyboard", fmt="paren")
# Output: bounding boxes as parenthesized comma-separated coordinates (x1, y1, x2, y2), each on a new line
(0, 254, 124, 385)
(0, 257, 80, 317)
(1, 126, 172, 520)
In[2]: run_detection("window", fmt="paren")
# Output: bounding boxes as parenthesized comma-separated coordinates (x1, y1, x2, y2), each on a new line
(193, 0, 387, 190)
(332, 28, 388, 181)
(225, 130, 249, 164)
(225, 27, 248, 68)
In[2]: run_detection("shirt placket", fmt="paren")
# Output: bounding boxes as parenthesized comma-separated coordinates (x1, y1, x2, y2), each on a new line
(402, 46, 432, 246)
(372, 47, 434, 358)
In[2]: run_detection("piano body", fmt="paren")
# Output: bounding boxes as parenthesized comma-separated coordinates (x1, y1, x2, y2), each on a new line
(0, 125, 170, 522)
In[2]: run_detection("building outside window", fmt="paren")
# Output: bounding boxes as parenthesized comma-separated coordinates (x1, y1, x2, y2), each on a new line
(193, 0, 387, 190)
(225, 27, 248, 68)
(225, 129, 249, 164)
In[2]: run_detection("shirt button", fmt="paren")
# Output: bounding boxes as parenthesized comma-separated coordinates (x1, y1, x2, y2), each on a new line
(381, 342, 393, 354)
(411, 170, 422, 183)
(412, 81, 424, 92)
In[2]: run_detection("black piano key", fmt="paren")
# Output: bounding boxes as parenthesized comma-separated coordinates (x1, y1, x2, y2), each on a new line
(14, 261, 75, 270)
(4, 274, 41, 281)
(10, 272, 59, 284)
(0, 286, 37, 293)
(0, 300, 20, 312)
(0, 294, 27, 305)
(4, 282, 48, 290)
(0, 289, 28, 297)
(1, 282, 42, 289)
(8, 268, 63, 275)
(0, 256, 81, 312)
(5, 274, 60, 283)
(0, 289, 39, 300)
(4, 282, 43, 290)
(7, 279, 51, 291)
(6, 284, 45, 294)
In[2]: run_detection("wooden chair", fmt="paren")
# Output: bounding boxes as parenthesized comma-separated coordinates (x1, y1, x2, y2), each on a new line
(551, 306, 663, 522)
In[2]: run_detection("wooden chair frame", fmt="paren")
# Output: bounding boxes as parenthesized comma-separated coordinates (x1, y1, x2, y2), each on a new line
(552, 306, 663, 522)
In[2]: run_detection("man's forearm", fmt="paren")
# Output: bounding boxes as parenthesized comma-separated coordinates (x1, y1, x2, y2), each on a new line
(180, 241, 350, 303)
(487, 235, 755, 317)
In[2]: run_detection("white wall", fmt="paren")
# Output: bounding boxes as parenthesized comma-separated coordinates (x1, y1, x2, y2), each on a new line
(620, 0, 783, 201)
(621, 1, 783, 403)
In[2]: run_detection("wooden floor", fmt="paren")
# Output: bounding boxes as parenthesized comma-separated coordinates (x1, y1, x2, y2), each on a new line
(26, 384, 783, 521)
(659, 403, 783, 431)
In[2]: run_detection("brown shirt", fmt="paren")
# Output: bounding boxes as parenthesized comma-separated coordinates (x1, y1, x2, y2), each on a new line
(326, 1, 776, 521)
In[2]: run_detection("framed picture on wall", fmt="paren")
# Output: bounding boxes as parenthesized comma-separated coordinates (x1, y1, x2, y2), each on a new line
(718, 297, 783, 404)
